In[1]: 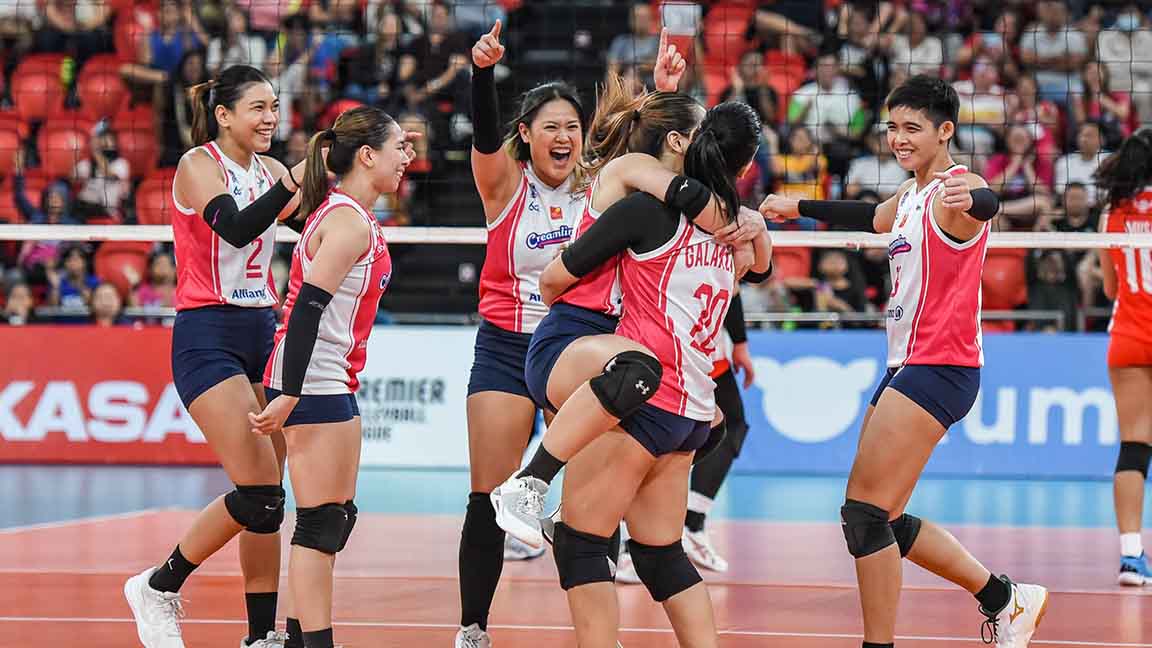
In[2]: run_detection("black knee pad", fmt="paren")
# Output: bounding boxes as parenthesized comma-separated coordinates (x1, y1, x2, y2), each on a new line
(627, 539, 702, 602)
(589, 351, 663, 419)
(841, 499, 896, 558)
(336, 500, 358, 552)
(1116, 441, 1152, 478)
(291, 503, 350, 555)
(890, 513, 922, 558)
(693, 421, 727, 465)
(224, 485, 286, 534)
(552, 522, 615, 590)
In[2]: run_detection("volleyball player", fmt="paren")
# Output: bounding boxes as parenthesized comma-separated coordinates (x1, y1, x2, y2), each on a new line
(458, 23, 705, 647)
(759, 75, 1046, 647)
(537, 101, 769, 647)
(124, 65, 307, 648)
(1094, 129, 1152, 585)
(246, 105, 408, 648)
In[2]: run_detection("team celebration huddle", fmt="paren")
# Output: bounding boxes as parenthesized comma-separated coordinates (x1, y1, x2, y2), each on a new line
(116, 12, 1152, 648)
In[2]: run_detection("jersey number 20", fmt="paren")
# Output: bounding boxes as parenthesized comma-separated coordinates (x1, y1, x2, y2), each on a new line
(689, 284, 730, 355)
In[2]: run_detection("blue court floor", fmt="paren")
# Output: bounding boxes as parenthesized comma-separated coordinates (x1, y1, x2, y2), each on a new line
(0, 464, 1136, 530)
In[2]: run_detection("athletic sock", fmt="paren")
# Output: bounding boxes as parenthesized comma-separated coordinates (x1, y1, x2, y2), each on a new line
(285, 618, 304, 648)
(516, 445, 565, 483)
(244, 592, 277, 645)
(1121, 532, 1144, 558)
(684, 510, 706, 533)
(975, 574, 1012, 614)
(148, 545, 199, 593)
(459, 492, 505, 630)
(862, 643, 894, 648)
(302, 628, 334, 648)
(685, 490, 715, 533)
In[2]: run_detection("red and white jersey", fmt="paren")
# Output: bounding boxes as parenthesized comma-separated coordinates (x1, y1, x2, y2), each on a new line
(555, 178, 625, 317)
(885, 165, 989, 368)
(709, 329, 733, 379)
(1104, 186, 1152, 346)
(172, 141, 279, 311)
(265, 190, 392, 395)
(617, 218, 735, 421)
(478, 164, 586, 333)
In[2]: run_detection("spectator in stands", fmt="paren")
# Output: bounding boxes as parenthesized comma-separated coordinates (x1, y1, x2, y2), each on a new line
(813, 249, 869, 329)
(773, 125, 828, 204)
(955, 9, 1022, 85)
(207, 4, 268, 74)
(143, 0, 208, 77)
(405, 2, 469, 112)
(1027, 250, 1078, 332)
(264, 40, 316, 141)
(835, 4, 887, 102)
(37, 0, 114, 65)
(719, 50, 779, 126)
(1095, 2, 1152, 124)
(888, 12, 944, 77)
(1, 282, 34, 326)
(954, 56, 1009, 155)
(48, 245, 98, 309)
(845, 128, 910, 200)
(1055, 121, 1106, 206)
(984, 123, 1055, 227)
(1007, 74, 1062, 160)
(606, 2, 659, 82)
(1072, 61, 1135, 148)
(788, 51, 868, 176)
(129, 252, 176, 308)
(233, 0, 303, 45)
(338, 10, 413, 116)
(284, 129, 310, 167)
(1019, 0, 1088, 103)
(89, 282, 125, 326)
(158, 48, 208, 167)
(72, 122, 131, 222)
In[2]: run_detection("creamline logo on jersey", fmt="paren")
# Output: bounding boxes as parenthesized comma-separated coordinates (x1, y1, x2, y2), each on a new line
(355, 375, 447, 442)
(525, 224, 573, 250)
(888, 235, 912, 259)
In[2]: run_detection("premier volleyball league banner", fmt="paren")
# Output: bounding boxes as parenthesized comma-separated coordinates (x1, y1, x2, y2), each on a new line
(737, 331, 1118, 479)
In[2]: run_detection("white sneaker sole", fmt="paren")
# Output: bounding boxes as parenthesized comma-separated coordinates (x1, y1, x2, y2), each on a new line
(490, 490, 543, 549)
(1119, 571, 1146, 586)
(124, 573, 159, 648)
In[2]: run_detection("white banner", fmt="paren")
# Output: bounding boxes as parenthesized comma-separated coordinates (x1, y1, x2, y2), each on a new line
(355, 326, 477, 467)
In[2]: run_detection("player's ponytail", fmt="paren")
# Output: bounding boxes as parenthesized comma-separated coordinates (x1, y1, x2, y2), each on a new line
(1096, 129, 1152, 211)
(299, 105, 397, 219)
(581, 73, 703, 187)
(188, 65, 272, 145)
(684, 101, 762, 225)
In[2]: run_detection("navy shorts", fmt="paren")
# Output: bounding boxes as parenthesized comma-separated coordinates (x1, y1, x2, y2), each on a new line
(619, 404, 711, 457)
(264, 388, 360, 426)
(172, 305, 276, 408)
(870, 364, 981, 429)
(525, 303, 619, 411)
(467, 320, 534, 399)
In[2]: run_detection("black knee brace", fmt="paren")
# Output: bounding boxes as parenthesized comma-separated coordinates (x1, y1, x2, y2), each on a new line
(693, 421, 727, 466)
(291, 503, 351, 555)
(552, 522, 615, 590)
(890, 513, 922, 558)
(627, 539, 701, 602)
(841, 499, 896, 558)
(1116, 441, 1152, 478)
(224, 485, 286, 534)
(337, 500, 358, 552)
(589, 351, 663, 419)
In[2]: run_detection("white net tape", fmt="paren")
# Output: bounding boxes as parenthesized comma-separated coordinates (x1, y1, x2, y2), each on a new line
(2, 225, 1152, 249)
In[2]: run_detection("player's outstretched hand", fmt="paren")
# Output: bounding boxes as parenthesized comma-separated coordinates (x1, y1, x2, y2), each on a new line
(472, 21, 505, 69)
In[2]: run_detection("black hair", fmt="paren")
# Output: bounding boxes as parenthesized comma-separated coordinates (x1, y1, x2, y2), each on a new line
(300, 105, 399, 218)
(505, 81, 586, 162)
(684, 101, 762, 225)
(886, 74, 959, 128)
(1095, 129, 1152, 208)
(188, 65, 273, 145)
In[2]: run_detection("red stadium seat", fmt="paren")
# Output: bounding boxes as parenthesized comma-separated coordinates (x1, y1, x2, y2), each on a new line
(0, 172, 47, 223)
(982, 248, 1028, 332)
(112, 104, 155, 132)
(770, 247, 812, 281)
(117, 127, 158, 178)
(11, 68, 65, 123)
(0, 127, 22, 178)
(0, 111, 30, 139)
(77, 55, 130, 120)
(36, 119, 91, 180)
(134, 171, 177, 225)
(95, 241, 153, 299)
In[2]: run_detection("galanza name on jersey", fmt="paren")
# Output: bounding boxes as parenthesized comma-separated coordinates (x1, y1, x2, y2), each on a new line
(683, 241, 733, 272)
(525, 225, 573, 250)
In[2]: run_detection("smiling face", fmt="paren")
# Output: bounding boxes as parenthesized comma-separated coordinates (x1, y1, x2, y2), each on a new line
(519, 98, 583, 187)
(886, 106, 953, 172)
(363, 122, 411, 195)
(216, 81, 279, 153)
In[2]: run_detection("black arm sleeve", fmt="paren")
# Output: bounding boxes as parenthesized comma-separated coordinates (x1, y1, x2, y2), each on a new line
(743, 263, 773, 284)
(203, 179, 295, 248)
(723, 291, 747, 344)
(797, 199, 878, 233)
(280, 282, 333, 397)
(561, 193, 677, 277)
(471, 64, 502, 154)
(968, 187, 1000, 221)
(663, 175, 711, 221)
(281, 209, 306, 234)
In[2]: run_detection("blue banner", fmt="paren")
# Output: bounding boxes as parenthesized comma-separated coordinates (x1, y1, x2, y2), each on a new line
(735, 331, 1117, 479)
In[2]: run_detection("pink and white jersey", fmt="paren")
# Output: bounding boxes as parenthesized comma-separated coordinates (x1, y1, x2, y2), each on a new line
(556, 179, 625, 317)
(885, 165, 989, 368)
(265, 191, 392, 395)
(617, 218, 735, 421)
(172, 141, 279, 311)
(478, 164, 586, 333)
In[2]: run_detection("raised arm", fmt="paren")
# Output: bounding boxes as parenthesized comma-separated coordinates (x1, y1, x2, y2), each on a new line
(469, 21, 522, 219)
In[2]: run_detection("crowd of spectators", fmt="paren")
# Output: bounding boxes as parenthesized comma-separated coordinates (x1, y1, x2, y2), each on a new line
(0, 0, 1146, 332)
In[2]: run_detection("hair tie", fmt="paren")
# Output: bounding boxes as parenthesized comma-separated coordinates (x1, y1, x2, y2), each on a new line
(632, 109, 642, 123)
(324, 129, 337, 142)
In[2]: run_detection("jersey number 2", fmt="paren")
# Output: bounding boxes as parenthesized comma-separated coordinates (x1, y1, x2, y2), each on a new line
(689, 284, 730, 355)
(245, 238, 264, 279)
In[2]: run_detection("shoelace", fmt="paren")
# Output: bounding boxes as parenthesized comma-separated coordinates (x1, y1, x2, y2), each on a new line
(979, 611, 999, 645)
(519, 482, 544, 518)
(460, 627, 486, 648)
(252, 630, 289, 647)
(157, 593, 185, 637)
